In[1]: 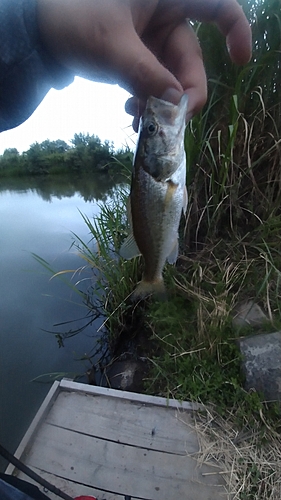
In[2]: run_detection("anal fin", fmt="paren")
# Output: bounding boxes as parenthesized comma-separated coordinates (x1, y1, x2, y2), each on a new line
(120, 233, 141, 260)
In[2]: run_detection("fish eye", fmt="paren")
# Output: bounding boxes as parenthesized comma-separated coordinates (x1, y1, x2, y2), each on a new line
(146, 122, 158, 135)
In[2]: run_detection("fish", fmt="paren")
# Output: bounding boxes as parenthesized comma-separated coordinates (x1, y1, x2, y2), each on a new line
(120, 93, 188, 300)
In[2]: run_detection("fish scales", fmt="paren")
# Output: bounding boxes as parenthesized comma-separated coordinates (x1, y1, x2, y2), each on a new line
(131, 160, 184, 279)
(120, 94, 188, 300)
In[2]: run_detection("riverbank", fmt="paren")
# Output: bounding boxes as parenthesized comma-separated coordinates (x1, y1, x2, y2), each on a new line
(0, 134, 132, 178)
(73, 187, 281, 419)
(73, 189, 281, 499)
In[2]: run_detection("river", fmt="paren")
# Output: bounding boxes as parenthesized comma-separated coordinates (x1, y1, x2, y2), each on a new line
(0, 173, 122, 471)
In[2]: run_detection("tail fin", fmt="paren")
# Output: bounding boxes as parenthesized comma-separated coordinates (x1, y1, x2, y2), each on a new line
(131, 278, 166, 301)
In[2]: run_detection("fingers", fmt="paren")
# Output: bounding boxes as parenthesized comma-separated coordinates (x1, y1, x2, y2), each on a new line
(125, 88, 183, 116)
(125, 0, 251, 126)
(217, 2, 252, 64)
(125, 21, 206, 130)
(114, 27, 183, 100)
(126, 88, 184, 132)
(115, 26, 186, 131)
(179, 0, 252, 64)
(163, 21, 207, 117)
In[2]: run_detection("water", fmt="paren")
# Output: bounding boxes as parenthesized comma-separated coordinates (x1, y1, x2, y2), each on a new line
(0, 174, 119, 471)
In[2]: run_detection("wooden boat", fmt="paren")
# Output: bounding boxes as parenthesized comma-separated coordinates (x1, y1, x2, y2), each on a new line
(6, 379, 225, 500)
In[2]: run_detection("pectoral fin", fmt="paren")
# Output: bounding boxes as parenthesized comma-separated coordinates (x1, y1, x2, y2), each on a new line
(182, 185, 188, 214)
(120, 233, 141, 260)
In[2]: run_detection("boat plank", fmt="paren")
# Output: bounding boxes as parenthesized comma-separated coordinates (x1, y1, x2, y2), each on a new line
(60, 379, 201, 411)
(22, 421, 225, 500)
(15, 468, 123, 500)
(5, 381, 60, 475)
(7, 380, 226, 500)
(44, 391, 198, 455)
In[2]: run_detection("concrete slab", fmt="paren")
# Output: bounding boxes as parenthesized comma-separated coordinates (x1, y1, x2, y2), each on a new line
(232, 300, 269, 328)
(238, 331, 281, 401)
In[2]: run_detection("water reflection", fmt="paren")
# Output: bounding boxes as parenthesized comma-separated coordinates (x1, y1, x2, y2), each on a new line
(0, 173, 125, 470)
(0, 171, 128, 202)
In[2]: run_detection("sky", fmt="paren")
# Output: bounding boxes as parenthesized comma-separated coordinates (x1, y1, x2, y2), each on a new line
(0, 77, 138, 155)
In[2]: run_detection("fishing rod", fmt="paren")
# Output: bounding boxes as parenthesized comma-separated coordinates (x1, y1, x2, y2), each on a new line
(0, 443, 74, 500)
(0, 443, 132, 500)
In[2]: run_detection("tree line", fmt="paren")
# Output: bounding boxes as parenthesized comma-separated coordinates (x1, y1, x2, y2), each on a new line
(0, 133, 133, 177)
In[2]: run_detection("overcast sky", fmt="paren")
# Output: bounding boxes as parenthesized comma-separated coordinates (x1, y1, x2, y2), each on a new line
(0, 77, 137, 154)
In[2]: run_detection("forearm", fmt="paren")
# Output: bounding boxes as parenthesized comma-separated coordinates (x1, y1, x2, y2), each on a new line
(0, 0, 73, 132)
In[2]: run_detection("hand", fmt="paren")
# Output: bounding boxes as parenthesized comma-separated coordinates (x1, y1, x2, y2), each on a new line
(37, 0, 252, 130)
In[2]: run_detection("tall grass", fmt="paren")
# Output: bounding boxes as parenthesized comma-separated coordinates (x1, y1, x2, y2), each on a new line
(173, 0, 281, 325)
(72, 184, 144, 346)
(185, 0, 281, 248)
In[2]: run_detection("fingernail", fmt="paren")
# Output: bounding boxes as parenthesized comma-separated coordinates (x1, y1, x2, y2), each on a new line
(125, 98, 135, 116)
(161, 88, 183, 105)
(132, 116, 139, 133)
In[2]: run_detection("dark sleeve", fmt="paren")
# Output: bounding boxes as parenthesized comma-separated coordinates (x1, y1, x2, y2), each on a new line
(0, 475, 51, 500)
(0, 0, 74, 132)
(0, 478, 50, 500)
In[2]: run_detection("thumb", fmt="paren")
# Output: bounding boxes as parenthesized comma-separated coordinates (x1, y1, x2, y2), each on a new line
(112, 29, 183, 101)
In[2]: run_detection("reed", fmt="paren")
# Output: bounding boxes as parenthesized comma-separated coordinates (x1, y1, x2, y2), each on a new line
(185, 0, 281, 248)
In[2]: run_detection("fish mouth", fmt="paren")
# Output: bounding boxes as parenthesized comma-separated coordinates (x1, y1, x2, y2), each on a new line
(145, 94, 188, 127)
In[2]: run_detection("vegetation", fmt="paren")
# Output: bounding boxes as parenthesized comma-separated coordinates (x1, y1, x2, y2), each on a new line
(60, 0, 281, 435)
(186, 0, 281, 249)
(0, 133, 133, 177)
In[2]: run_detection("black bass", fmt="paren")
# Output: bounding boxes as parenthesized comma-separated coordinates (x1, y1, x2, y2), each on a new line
(120, 94, 188, 300)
